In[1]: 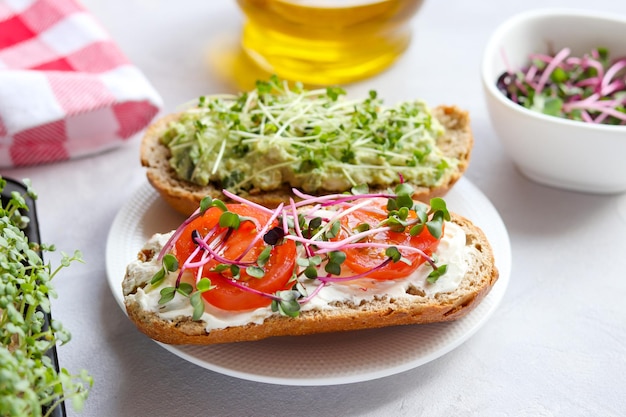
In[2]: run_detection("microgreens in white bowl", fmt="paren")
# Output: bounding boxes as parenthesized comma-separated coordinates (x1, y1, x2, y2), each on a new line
(497, 46, 626, 125)
(482, 9, 626, 194)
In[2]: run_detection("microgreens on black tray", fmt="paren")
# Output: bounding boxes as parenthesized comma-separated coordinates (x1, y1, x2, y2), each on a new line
(0, 177, 92, 417)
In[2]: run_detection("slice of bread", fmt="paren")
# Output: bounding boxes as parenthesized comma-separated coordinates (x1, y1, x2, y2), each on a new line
(140, 105, 474, 217)
(122, 214, 498, 345)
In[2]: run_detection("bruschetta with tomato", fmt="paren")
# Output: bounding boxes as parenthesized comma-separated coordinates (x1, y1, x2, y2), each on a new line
(122, 185, 498, 345)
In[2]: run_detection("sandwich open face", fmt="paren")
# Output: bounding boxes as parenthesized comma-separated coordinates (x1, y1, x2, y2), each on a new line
(122, 185, 499, 345)
(140, 77, 474, 216)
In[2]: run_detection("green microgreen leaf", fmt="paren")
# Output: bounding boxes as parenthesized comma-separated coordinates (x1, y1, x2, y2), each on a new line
(394, 183, 414, 197)
(304, 266, 318, 279)
(426, 211, 445, 240)
(211, 264, 229, 273)
(326, 86, 346, 101)
(219, 211, 241, 229)
(246, 266, 265, 279)
(177, 283, 194, 296)
(190, 292, 205, 321)
(542, 97, 564, 117)
(163, 253, 179, 272)
(271, 290, 301, 317)
(324, 251, 346, 276)
(230, 265, 241, 279)
(309, 217, 322, 230)
(351, 184, 369, 195)
(308, 255, 323, 266)
(325, 221, 341, 239)
(196, 278, 213, 293)
(385, 215, 408, 232)
(395, 194, 414, 210)
(299, 255, 322, 278)
(385, 247, 402, 262)
(199, 196, 212, 213)
(151, 254, 179, 286)
(296, 257, 310, 267)
(409, 223, 424, 236)
(414, 204, 428, 223)
(257, 245, 272, 266)
(200, 196, 227, 213)
(158, 287, 176, 304)
(427, 264, 448, 283)
(550, 67, 568, 83)
(429, 197, 449, 218)
(150, 268, 166, 286)
(328, 250, 346, 265)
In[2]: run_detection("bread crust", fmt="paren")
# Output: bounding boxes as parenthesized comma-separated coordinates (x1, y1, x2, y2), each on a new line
(140, 106, 474, 217)
(123, 215, 498, 345)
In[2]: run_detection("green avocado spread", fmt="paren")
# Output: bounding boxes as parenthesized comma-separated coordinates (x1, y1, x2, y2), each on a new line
(161, 76, 459, 195)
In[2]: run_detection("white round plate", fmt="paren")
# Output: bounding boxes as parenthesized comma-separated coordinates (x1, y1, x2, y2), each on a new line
(106, 178, 511, 386)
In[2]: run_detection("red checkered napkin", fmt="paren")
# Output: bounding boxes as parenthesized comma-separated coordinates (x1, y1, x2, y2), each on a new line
(0, 0, 162, 167)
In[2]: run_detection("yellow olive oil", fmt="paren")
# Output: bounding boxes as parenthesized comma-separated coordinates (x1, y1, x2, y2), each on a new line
(236, 0, 424, 85)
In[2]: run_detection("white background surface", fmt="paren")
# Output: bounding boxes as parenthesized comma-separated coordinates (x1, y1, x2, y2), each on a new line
(4, 0, 626, 416)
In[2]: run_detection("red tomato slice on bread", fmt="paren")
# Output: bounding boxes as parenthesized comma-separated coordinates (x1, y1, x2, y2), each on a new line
(174, 204, 296, 311)
(340, 200, 442, 280)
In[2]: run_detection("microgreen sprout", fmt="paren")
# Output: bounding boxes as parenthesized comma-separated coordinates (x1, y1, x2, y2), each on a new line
(0, 177, 92, 417)
(158, 277, 214, 320)
(497, 47, 626, 124)
(151, 253, 178, 286)
(150, 184, 450, 319)
(427, 264, 448, 284)
(271, 290, 301, 318)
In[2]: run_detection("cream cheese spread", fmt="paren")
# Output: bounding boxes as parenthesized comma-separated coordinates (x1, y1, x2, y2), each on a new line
(124, 221, 474, 332)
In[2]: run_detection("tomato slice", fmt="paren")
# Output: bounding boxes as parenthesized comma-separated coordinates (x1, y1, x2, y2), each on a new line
(174, 204, 296, 311)
(340, 200, 442, 280)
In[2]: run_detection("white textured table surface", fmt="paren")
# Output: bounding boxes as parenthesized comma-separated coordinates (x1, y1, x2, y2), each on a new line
(4, 1, 626, 416)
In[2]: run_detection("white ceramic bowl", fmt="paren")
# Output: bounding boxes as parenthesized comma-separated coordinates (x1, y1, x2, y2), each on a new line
(482, 9, 626, 194)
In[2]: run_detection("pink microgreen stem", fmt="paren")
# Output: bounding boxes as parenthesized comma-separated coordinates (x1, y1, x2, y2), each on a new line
(309, 198, 372, 242)
(234, 203, 284, 262)
(316, 241, 431, 264)
(298, 281, 328, 304)
(581, 111, 594, 123)
(535, 47, 570, 94)
(317, 258, 394, 283)
(291, 188, 394, 207)
(288, 197, 314, 257)
(602, 60, 626, 94)
(175, 226, 224, 287)
(285, 224, 393, 250)
(222, 189, 275, 215)
(157, 209, 203, 261)
(191, 237, 254, 268)
(221, 277, 282, 301)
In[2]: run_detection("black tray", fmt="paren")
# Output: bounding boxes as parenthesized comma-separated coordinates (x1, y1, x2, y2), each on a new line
(1, 177, 66, 417)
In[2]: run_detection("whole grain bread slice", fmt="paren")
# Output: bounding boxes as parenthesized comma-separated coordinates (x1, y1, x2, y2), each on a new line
(140, 106, 474, 217)
(122, 214, 498, 345)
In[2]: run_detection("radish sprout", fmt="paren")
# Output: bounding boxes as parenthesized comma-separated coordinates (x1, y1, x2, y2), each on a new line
(497, 47, 626, 125)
